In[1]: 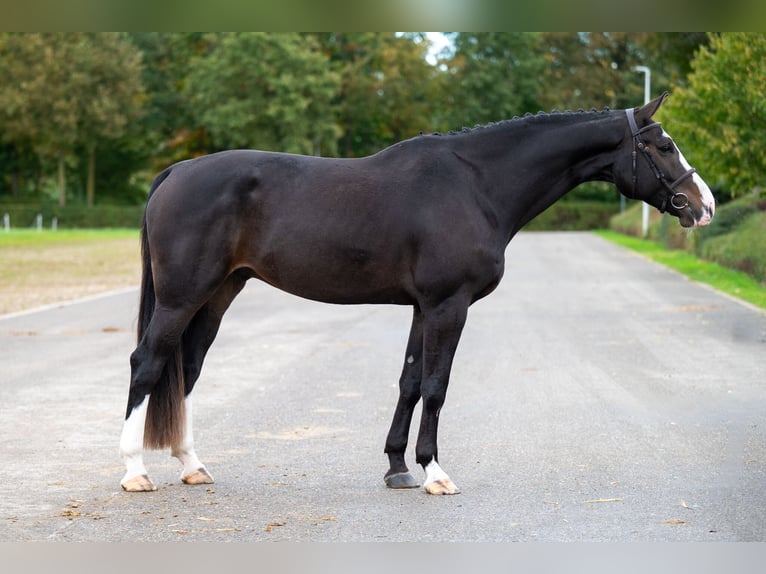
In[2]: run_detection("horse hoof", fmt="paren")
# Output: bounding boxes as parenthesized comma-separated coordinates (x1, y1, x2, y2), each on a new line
(385, 472, 420, 489)
(121, 474, 157, 492)
(181, 467, 214, 485)
(424, 478, 461, 495)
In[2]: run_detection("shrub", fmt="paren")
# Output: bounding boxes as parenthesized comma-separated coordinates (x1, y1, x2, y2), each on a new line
(700, 211, 766, 283)
(525, 200, 619, 231)
(0, 203, 144, 229)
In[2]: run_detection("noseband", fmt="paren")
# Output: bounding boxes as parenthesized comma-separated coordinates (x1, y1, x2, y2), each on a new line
(625, 108, 695, 212)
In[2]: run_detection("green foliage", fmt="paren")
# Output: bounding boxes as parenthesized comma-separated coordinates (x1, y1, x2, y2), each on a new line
(442, 33, 545, 125)
(662, 33, 766, 196)
(540, 33, 644, 110)
(0, 203, 144, 229)
(0, 31, 725, 216)
(523, 200, 619, 231)
(608, 193, 766, 286)
(699, 211, 766, 283)
(323, 33, 446, 157)
(185, 33, 340, 155)
(696, 193, 766, 241)
(0, 33, 144, 205)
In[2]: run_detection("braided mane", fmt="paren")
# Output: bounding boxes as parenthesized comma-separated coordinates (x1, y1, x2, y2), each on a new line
(419, 107, 614, 138)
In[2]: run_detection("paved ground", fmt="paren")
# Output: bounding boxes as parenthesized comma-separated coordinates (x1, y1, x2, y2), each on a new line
(1, 232, 765, 542)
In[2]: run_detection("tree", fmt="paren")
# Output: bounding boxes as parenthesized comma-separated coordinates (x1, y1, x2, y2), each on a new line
(662, 33, 766, 196)
(322, 32, 447, 157)
(539, 33, 648, 111)
(185, 33, 340, 156)
(441, 33, 545, 127)
(73, 34, 145, 206)
(128, 33, 209, 171)
(0, 33, 144, 206)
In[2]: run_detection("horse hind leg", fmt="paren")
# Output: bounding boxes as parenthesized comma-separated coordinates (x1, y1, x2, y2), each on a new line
(120, 305, 195, 492)
(120, 395, 155, 491)
(173, 396, 213, 485)
(172, 272, 247, 486)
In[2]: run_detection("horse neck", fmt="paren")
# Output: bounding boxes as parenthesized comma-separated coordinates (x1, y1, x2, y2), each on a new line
(453, 111, 626, 239)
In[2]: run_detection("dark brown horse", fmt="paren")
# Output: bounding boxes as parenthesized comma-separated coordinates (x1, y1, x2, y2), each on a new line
(119, 93, 715, 494)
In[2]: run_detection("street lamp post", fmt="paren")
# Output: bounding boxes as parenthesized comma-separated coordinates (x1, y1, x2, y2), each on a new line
(633, 65, 651, 238)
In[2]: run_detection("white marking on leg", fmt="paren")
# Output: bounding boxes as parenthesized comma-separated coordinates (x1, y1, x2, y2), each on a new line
(424, 459, 450, 484)
(423, 459, 460, 495)
(119, 396, 153, 488)
(172, 395, 214, 484)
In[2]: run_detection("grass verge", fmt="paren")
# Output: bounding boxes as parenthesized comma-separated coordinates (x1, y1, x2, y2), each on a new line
(0, 228, 139, 247)
(0, 228, 141, 315)
(595, 230, 766, 312)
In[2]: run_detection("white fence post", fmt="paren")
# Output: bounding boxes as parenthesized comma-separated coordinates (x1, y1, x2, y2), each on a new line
(36, 213, 43, 231)
(3, 213, 9, 232)
(51, 217, 58, 231)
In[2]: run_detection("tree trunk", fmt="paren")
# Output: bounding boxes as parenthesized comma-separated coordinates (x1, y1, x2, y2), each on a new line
(57, 152, 67, 207)
(86, 144, 96, 207)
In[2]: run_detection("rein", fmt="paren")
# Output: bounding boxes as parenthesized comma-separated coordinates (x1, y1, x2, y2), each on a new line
(625, 108, 695, 212)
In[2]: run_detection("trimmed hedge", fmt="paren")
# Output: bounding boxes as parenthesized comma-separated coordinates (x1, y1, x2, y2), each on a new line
(609, 192, 766, 285)
(3, 199, 619, 232)
(699, 211, 766, 283)
(0, 204, 144, 229)
(524, 200, 619, 231)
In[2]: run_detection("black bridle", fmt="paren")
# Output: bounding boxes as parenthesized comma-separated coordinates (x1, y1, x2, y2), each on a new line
(625, 107, 695, 213)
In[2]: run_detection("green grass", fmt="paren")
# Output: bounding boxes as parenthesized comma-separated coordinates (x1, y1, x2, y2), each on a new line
(595, 230, 766, 311)
(0, 228, 139, 247)
(0, 228, 142, 314)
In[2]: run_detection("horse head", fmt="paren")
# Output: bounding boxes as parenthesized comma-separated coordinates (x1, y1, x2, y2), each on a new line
(616, 92, 715, 228)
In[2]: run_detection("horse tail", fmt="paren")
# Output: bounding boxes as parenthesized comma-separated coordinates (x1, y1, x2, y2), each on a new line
(138, 167, 187, 450)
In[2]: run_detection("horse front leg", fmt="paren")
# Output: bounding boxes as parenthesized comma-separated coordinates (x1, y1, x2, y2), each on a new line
(415, 295, 468, 495)
(384, 306, 424, 489)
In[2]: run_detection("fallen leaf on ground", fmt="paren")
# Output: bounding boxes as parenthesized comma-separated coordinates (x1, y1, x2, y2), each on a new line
(662, 519, 686, 525)
(265, 521, 286, 532)
(583, 498, 622, 504)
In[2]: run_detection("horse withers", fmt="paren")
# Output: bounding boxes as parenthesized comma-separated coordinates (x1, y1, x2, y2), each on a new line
(119, 93, 715, 494)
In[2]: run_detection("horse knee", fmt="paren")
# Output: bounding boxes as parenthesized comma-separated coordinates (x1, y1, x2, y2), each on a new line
(421, 384, 447, 413)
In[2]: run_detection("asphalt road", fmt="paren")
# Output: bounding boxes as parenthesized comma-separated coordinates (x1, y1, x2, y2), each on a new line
(1, 232, 765, 542)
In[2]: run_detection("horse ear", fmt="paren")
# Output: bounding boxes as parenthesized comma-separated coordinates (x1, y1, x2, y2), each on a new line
(636, 91, 670, 121)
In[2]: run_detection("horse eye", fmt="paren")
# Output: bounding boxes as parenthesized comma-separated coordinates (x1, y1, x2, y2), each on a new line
(658, 143, 674, 154)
